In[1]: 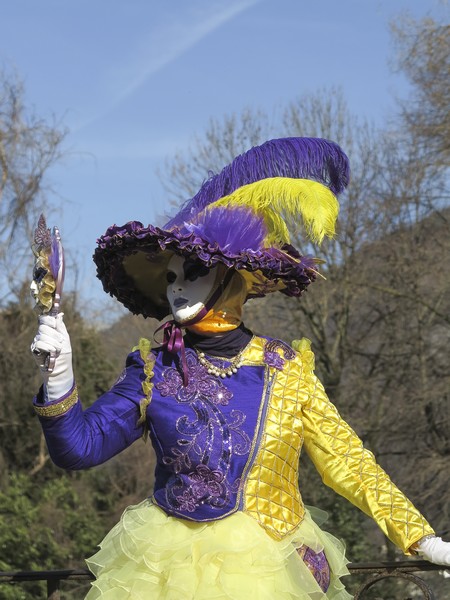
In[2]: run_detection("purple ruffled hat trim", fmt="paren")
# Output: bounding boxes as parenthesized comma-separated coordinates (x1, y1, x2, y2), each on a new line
(93, 219, 318, 320)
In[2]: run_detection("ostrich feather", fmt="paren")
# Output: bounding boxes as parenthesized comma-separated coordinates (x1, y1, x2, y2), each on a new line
(165, 137, 349, 229)
(207, 177, 339, 245)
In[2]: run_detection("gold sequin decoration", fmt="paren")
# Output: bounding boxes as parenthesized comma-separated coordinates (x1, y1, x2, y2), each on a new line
(34, 386, 78, 417)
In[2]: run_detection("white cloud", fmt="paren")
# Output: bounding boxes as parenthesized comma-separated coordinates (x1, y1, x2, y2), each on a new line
(75, 0, 261, 131)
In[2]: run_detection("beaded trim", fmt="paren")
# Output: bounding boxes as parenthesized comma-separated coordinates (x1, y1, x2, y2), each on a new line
(195, 337, 254, 379)
(34, 386, 78, 417)
(196, 351, 243, 378)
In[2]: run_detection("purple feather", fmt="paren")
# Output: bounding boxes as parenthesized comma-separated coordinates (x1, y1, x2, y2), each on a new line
(183, 206, 266, 254)
(165, 137, 350, 228)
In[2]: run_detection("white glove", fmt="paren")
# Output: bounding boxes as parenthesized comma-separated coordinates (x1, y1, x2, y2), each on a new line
(417, 535, 450, 566)
(31, 313, 74, 402)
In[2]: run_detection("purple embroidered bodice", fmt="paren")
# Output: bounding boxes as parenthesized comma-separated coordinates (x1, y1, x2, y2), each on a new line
(149, 349, 262, 520)
(34, 339, 278, 522)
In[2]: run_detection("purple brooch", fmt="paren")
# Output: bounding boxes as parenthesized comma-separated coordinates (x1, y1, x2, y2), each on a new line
(263, 339, 296, 370)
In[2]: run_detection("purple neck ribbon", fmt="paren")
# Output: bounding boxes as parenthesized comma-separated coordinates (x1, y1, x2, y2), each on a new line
(155, 269, 235, 386)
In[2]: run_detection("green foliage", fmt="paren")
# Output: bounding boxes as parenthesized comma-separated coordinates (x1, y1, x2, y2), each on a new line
(0, 295, 122, 598)
(62, 294, 120, 404)
(0, 472, 104, 599)
(0, 299, 45, 475)
(0, 293, 118, 475)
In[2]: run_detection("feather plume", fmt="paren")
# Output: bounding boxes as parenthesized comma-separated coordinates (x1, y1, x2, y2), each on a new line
(166, 137, 349, 228)
(184, 206, 266, 253)
(34, 214, 52, 250)
(207, 177, 339, 245)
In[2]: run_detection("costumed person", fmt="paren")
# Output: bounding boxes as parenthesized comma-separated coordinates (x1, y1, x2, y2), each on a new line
(30, 138, 450, 599)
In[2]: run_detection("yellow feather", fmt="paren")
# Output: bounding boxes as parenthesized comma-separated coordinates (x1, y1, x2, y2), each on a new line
(208, 177, 339, 245)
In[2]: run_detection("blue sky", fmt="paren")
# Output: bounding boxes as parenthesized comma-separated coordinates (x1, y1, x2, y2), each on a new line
(1, 0, 447, 314)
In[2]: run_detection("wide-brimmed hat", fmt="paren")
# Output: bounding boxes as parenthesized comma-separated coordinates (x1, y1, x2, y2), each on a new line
(93, 137, 350, 320)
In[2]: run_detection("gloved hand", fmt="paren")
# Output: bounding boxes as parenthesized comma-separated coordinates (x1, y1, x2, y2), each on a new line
(31, 313, 74, 402)
(417, 536, 450, 566)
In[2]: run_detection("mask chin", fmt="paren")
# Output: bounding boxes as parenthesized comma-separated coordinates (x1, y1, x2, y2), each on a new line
(172, 300, 207, 323)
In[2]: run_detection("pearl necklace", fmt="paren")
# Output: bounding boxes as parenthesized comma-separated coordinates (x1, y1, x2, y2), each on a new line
(196, 350, 244, 378)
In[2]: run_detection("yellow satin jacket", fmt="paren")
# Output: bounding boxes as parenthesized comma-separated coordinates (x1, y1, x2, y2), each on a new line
(240, 336, 433, 554)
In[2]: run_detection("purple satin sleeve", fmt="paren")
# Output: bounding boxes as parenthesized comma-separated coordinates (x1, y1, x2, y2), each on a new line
(33, 350, 146, 470)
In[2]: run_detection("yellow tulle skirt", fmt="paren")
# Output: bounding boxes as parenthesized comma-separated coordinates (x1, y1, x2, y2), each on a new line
(85, 500, 351, 599)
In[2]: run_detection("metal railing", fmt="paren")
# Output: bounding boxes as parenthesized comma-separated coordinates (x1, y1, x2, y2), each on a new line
(0, 560, 447, 599)
(349, 560, 444, 599)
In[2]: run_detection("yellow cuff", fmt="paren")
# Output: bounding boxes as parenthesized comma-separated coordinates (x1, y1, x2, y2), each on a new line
(34, 386, 78, 417)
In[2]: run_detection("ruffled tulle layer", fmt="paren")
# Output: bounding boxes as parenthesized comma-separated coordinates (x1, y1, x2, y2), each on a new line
(85, 500, 351, 599)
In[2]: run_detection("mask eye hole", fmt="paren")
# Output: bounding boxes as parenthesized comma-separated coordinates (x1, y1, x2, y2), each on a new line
(183, 260, 210, 282)
(166, 271, 177, 284)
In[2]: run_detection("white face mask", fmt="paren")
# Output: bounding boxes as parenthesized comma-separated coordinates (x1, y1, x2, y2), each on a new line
(166, 254, 217, 323)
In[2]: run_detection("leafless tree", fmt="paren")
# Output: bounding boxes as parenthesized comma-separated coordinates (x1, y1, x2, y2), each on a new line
(391, 16, 450, 167)
(160, 108, 273, 209)
(0, 70, 66, 305)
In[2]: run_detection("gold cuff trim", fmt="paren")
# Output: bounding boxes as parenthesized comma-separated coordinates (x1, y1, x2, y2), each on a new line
(34, 386, 78, 417)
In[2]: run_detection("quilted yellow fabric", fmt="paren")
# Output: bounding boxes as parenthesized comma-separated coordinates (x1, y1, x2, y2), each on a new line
(243, 347, 306, 540)
(301, 370, 434, 554)
(242, 337, 434, 553)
